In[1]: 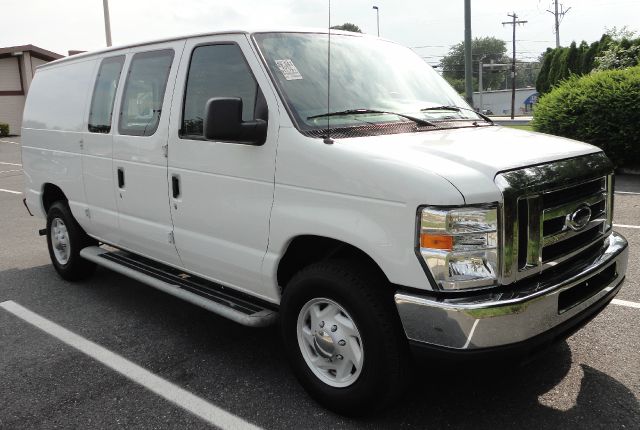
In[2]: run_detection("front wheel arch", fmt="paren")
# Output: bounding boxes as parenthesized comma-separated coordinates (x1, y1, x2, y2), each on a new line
(276, 235, 389, 291)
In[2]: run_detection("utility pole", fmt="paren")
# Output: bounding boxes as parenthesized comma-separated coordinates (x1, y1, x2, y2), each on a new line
(103, 0, 112, 47)
(464, 0, 473, 107)
(502, 13, 527, 119)
(547, 1, 571, 48)
(478, 58, 483, 112)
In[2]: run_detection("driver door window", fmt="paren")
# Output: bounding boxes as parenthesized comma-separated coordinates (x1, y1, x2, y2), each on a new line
(181, 43, 262, 139)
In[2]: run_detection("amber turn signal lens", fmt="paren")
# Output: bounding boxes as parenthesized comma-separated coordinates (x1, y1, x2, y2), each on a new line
(420, 233, 453, 250)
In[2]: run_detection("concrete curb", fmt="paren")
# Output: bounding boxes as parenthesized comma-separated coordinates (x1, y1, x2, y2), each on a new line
(490, 117, 532, 126)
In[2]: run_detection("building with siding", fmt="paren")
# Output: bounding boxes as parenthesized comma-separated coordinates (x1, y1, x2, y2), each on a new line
(472, 87, 538, 116)
(0, 45, 63, 135)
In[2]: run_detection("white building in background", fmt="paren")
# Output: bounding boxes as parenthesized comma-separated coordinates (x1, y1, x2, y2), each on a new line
(472, 88, 538, 116)
(0, 45, 63, 135)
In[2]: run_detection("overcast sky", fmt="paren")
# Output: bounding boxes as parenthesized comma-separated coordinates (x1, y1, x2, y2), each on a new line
(3, 0, 639, 62)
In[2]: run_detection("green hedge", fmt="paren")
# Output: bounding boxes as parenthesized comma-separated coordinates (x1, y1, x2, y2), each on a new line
(532, 66, 640, 168)
(0, 123, 8, 137)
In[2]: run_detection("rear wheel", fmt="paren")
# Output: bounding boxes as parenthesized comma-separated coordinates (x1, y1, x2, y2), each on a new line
(46, 201, 97, 281)
(280, 260, 410, 416)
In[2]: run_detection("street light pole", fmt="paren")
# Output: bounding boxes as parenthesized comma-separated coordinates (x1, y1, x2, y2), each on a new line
(103, 0, 112, 47)
(372, 6, 380, 37)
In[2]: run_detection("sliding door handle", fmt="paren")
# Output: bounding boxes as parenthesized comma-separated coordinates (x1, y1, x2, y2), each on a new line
(171, 175, 180, 199)
(117, 167, 125, 189)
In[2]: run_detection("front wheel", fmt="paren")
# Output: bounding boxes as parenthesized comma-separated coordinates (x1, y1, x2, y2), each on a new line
(46, 201, 97, 281)
(280, 261, 410, 415)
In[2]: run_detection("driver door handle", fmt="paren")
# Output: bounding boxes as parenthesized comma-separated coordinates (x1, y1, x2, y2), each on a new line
(172, 175, 180, 199)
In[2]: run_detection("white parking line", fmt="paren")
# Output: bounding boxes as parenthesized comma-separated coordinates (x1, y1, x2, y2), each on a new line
(0, 188, 21, 195)
(0, 300, 261, 430)
(0, 169, 23, 173)
(616, 191, 640, 196)
(0, 139, 20, 145)
(0, 161, 21, 166)
(614, 224, 640, 230)
(612, 299, 640, 309)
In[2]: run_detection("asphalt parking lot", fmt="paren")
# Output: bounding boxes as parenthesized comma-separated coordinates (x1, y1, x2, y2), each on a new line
(1, 136, 639, 429)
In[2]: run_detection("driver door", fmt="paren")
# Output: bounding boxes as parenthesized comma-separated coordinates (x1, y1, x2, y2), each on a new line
(166, 34, 280, 300)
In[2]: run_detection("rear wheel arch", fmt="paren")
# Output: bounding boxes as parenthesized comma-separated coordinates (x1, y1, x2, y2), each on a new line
(42, 183, 68, 214)
(45, 201, 97, 281)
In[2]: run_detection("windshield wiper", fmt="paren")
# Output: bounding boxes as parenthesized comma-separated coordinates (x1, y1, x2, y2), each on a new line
(308, 109, 435, 127)
(420, 105, 494, 124)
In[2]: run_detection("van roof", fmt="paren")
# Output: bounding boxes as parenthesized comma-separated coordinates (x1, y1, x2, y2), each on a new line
(40, 27, 371, 68)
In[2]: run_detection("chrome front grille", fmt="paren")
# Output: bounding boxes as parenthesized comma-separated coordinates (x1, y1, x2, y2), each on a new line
(496, 153, 614, 284)
(536, 177, 608, 266)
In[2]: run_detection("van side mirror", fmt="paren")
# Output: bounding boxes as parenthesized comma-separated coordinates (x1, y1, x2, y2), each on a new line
(203, 97, 267, 145)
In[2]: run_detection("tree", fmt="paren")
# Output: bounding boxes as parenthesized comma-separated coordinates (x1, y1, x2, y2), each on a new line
(445, 78, 467, 95)
(441, 37, 509, 91)
(515, 62, 540, 88)
(594, 28, 640, 71)
(577, 41, 590, 73)
(595, 42, 640, 71)
(536, 48, 554, 93)
(549, 47, 569, 86)
(330, 23, 362, 33)
(566, 41, 580, 74)
(581, 40, 604, 74)
(535, 29, 640, 94)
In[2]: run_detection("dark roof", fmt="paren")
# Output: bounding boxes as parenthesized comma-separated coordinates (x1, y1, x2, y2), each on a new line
(0, 44, 64, 61)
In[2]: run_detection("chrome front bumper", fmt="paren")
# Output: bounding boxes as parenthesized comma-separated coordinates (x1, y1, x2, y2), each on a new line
(395, 231, 628, 350)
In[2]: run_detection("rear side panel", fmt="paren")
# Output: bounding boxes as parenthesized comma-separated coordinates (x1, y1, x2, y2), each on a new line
(21, 58, 98, 223)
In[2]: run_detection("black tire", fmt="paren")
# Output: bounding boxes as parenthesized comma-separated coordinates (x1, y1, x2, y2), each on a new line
(46, 201, 97, 281)
(280, 260, 410, 416)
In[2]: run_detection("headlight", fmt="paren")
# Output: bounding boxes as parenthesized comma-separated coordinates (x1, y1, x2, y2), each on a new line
(417, 206, 499, 290)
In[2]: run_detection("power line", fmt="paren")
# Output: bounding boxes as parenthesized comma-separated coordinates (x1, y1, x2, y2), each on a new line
(502, 12, 528, 120)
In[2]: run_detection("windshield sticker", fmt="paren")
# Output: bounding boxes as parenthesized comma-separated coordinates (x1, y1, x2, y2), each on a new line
(275, 59, 303, 80)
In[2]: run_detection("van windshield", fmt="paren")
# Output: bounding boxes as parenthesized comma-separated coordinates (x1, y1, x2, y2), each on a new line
(253, 32, 480, 133)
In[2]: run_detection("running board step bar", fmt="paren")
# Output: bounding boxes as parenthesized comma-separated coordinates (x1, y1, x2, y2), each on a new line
(80, 246, 277, 327)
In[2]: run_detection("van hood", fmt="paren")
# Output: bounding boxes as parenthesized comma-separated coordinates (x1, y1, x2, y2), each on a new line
(340, 125, 602, 204)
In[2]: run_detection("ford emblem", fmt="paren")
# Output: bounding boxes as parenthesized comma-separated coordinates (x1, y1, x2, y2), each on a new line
(566, 205, 592, 231)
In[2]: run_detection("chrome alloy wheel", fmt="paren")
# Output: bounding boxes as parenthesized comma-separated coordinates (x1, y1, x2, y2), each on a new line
(296, 298, 364, 388)
(50, 218, 70, 265)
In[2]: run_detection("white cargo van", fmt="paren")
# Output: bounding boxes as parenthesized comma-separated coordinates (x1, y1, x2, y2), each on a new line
(21, 29, 629, 414)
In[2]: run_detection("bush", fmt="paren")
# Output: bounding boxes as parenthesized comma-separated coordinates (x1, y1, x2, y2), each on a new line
(0, 123, 8, 137)
(532, 66, 640, 168)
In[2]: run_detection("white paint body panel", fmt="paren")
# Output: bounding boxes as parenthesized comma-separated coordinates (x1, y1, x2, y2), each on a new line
(22, 58, 97, 226)
(167, 34, 281, 301)
(111, 42, 185, 267)
(79, 58, 121, 245)
(21, 30, 603, 306)
(263, 126, 598, 293)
